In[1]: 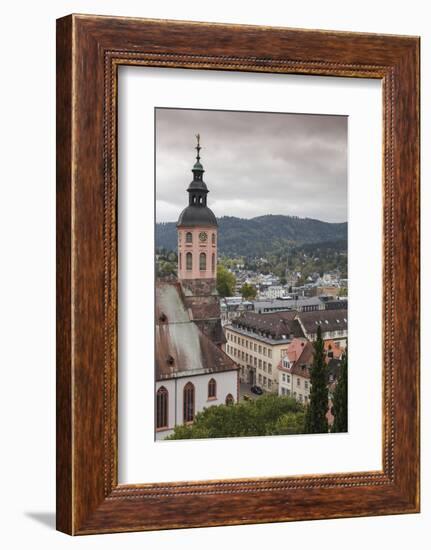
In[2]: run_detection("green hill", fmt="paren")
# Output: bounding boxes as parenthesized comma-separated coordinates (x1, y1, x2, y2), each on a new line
(156, 215, 347, 258)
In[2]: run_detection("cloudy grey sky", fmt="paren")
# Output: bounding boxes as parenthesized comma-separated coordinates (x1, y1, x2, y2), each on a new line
(155, 108, 347, 223)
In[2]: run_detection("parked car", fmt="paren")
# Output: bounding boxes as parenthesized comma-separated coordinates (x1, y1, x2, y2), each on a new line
(250, 385, 263, 395)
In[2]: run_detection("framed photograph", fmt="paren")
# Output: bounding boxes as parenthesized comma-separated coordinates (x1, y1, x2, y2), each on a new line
(56, 15, 420, 535)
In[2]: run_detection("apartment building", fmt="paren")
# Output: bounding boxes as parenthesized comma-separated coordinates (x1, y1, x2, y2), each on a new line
(224, 311, 304, 393)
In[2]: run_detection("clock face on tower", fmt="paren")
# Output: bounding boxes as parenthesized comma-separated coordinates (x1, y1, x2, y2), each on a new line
(199, 231, 208, 242)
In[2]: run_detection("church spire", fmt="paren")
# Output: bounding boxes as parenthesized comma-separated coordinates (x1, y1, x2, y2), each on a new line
(177, 135, 217, 227)
(192, 133, 205, 181)
(187, 134, 208, 206)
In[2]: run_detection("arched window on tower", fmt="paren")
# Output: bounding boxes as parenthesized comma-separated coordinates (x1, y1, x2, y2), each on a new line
(225, 394, 234, 406)
(212, 233, 216, 245)
(156, 386, 168, 429)
(208, 378, 217, 399)
(186, 252, 192, 271)
(212, 253, 215, 274)
(179, 253, 182, 270)
(183, 382, 195, 423)
(186, 232, 193, 243)
(199, 252, 206, 271)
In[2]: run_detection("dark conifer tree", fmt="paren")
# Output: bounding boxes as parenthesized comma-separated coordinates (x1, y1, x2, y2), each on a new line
(331, 348, 348, 433)
(304, 325, 329, 434)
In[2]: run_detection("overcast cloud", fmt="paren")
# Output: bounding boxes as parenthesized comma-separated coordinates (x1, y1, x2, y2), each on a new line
(155, 108, 347, 224)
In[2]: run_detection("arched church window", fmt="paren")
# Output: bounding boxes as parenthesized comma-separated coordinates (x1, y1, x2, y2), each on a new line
(212, 253, 215, 273)
(199, 252, 206, 271)
(225, 394, 234, 406)
(208, 378, 217, 399)
(156, 386, 168, 429)
(186, 232, 193, 243)
(183, 382, 195, 423)
(179, 253, 182, 270)
(186, 252, 193, 270)
(212, 233, 216, 245)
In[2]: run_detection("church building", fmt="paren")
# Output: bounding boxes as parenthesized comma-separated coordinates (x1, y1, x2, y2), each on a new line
(155, 136, 239, 440)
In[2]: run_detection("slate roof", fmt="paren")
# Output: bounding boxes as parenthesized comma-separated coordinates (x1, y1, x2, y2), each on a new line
(295, 309, 348, 335)
(176, 204, 218, 227)
(155, 281, 237, 380)
(232, 311, 304, 341)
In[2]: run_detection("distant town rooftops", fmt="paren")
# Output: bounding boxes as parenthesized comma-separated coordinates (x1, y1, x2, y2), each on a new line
(253, 296, 324, 313)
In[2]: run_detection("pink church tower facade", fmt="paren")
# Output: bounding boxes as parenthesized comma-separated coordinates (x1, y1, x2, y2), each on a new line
(177, 134, 218, 293)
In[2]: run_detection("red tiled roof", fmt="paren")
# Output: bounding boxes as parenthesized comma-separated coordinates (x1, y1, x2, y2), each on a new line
(289, 341, 314, 379)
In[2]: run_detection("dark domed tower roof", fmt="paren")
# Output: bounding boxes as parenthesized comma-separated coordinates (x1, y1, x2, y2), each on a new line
(177, 134, 218, 228)
(177, 204, 218, 227)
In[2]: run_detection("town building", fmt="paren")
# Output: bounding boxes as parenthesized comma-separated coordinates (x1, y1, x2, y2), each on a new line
(295, 309, 348, 346)
(278, 338, 314, 404)
(259, 285, 286, 300)
(224, 311, 304, 393)
(220, 297, 254, 325)
(224, 307, 348, 394)
(277, 338, 344, 406)
(155, 136, 239, 439)
(253, 296, 325, 314)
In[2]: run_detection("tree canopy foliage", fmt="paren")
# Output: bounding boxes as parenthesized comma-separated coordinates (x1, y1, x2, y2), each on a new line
(331, 349, 348, 433)
(304, 326, 329, 434)
(240, 282, 257, 300)
(216, 264, 236, 297)
(166, 394, 305, 440)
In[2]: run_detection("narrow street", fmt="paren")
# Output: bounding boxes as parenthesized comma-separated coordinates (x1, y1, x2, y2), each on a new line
(239, 382, 263, 401)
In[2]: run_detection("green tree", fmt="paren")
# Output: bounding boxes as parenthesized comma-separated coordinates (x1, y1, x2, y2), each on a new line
(273, 412, 306, 435)
(240, 282, 257, 300)
(157, 260, 176, 277)
(304, 326, 329, 434)
(166, 395, 305, 440)
(216, 265, 236, 297)
(331, 348, 348, 432)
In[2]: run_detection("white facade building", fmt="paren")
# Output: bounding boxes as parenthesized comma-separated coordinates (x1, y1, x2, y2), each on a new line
(155, 370, 238, 440)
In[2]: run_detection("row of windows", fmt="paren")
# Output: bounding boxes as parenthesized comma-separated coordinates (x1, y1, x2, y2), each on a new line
(156, 381, 234, 429)
(226, 345, 273, 374)
(310, 330, 346, 339)
(257, 374, 273, 389)
(226, 332, 273, 358)
(280, 387, 309, 403)
(281, 372, 309, 390)
(181, 232, 216, 244)
(179, 252, 215, 272)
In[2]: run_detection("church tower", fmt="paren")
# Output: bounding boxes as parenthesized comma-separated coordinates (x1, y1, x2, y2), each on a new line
(177, 134, 218, 294)
(176, 135, 224, 346)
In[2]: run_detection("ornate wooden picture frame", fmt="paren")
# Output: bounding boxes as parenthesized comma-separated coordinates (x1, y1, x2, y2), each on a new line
(56, 14, 420, 535)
